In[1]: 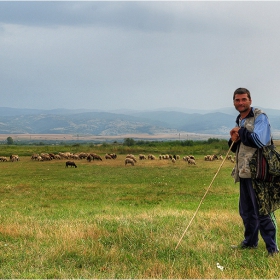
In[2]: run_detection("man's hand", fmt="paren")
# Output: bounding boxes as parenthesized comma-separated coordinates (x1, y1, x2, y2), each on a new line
(230, 127, 240, 142)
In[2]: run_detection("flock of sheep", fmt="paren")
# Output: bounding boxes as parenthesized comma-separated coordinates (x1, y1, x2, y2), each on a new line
(30, 152, 116, 161)
(124, 153, 193, 166)
(0, 151, 235, 167)
(0, 154, 20, 162)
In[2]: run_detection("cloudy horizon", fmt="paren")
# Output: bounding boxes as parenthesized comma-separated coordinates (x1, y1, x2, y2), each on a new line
(1, 1, 280, 111)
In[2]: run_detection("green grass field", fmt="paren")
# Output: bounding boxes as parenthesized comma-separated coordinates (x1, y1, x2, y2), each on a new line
(0, 143, 280, 278)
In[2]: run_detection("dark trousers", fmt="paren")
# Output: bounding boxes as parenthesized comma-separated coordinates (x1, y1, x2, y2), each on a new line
(239, 178, 279, 253)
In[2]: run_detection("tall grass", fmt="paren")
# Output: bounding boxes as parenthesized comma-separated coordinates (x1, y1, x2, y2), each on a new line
(0, 138, 230, 156)
(0, 143, 280, 278)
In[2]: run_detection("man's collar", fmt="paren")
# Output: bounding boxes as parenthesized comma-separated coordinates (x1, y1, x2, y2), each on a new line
(235, 107, 254, 124)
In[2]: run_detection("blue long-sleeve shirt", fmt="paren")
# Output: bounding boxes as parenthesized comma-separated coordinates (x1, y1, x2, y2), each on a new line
(229, 107, 272, 152)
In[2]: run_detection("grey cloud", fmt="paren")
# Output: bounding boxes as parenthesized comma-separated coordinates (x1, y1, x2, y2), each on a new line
(1, 1, 274, 35)
(1, 1, 280, 111)
(0, 2, 172, 31)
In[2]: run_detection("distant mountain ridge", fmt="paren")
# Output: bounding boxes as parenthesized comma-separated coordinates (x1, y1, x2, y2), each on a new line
(1, 106, 280, 138)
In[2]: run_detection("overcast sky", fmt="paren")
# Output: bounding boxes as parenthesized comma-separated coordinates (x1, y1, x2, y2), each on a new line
(1, 1, 280, 112)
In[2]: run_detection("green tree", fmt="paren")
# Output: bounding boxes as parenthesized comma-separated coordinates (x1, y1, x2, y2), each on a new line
(7, 136, 14, 145)
(123, 138, 135, 146)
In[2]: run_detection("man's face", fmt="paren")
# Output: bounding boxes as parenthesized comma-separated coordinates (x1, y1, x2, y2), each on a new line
(233, 93, 252, 114)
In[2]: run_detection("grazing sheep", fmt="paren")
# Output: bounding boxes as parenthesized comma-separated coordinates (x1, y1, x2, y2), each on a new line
(10, 155, 19, 162)
(126, 154, 137, 163)
(105, 154, 113, 159)
(48, 153, 56, 159)
(71, 154, 79, 160)
(105, 153, 117, 159)
(31, 153, 40, 160)
(59, 152, 70, 159)
(175, 155, 180, 160)
(172, 154, 180, 160)
(78, 152, 89, 159)
(172, 158, 176, 163)
(0, 156, 8, 162)
(204, 155, 214, 161)
(41, 154, 52, 161)
(160, 154, 169, 160)
(37, 156, 43, 161)
(183, 156, 190, 161)
(227, 155, 232, 160)
(65, 161, 77, 168)
(125, 158, 135, 166)
(139, 154, 146, 160)
(64, 152, 72, 158)
(86, 155, 93, 162)
(187, 158, 196, 165)
(91, 153, 103, 161)
(87, 153, 102, 162)
(148, 154, 156, 160)
(204, 154, 219, 161)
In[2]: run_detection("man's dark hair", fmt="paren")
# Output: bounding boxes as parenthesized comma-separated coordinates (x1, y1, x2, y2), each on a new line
(233, 88, 251, 100)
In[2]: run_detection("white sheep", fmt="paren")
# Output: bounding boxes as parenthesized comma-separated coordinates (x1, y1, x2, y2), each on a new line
(125, 158, 135, 166)
(78, 152, 89, 159)
(139, 154, 146, 160)
(105, 154, 113, 159)
(204, 154, 218, 161)
(148, 154, 156, 160)
(37, 156, 43, 161)
(31, 153, 39, 160)
(183, 156, 190, 161)
(0, 156, 8, 162)
(188, 158, 196, 165)
(126, 154, 137, 162)
(41, 154, 51, 161)
(204, 155, 210, 161)
(10, 155, 19, 162)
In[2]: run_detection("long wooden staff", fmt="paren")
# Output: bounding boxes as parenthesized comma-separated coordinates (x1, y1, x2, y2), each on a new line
(175, 141, 235, 250)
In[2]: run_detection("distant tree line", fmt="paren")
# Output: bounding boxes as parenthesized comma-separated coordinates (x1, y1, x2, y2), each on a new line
(123, 137, 226, 147)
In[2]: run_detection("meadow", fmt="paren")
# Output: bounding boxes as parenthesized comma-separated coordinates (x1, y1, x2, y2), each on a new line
(0, 140, 280, 278)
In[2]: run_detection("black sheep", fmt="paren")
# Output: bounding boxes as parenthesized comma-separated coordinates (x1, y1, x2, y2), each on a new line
(65, 161, 77, 168)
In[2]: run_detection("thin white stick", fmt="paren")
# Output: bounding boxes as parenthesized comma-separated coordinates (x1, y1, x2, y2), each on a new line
(175, 141, 235, 250)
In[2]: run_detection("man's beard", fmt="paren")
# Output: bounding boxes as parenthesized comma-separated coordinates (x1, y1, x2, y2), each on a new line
(235, 105, 250, 113)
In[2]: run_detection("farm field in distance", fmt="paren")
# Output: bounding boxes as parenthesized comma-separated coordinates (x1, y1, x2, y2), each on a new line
(0, 140, 280, 278)
(0, 132, 229, 144)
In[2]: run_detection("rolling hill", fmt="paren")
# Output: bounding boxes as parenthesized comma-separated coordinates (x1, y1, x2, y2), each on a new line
(1, 106, 280, 138)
